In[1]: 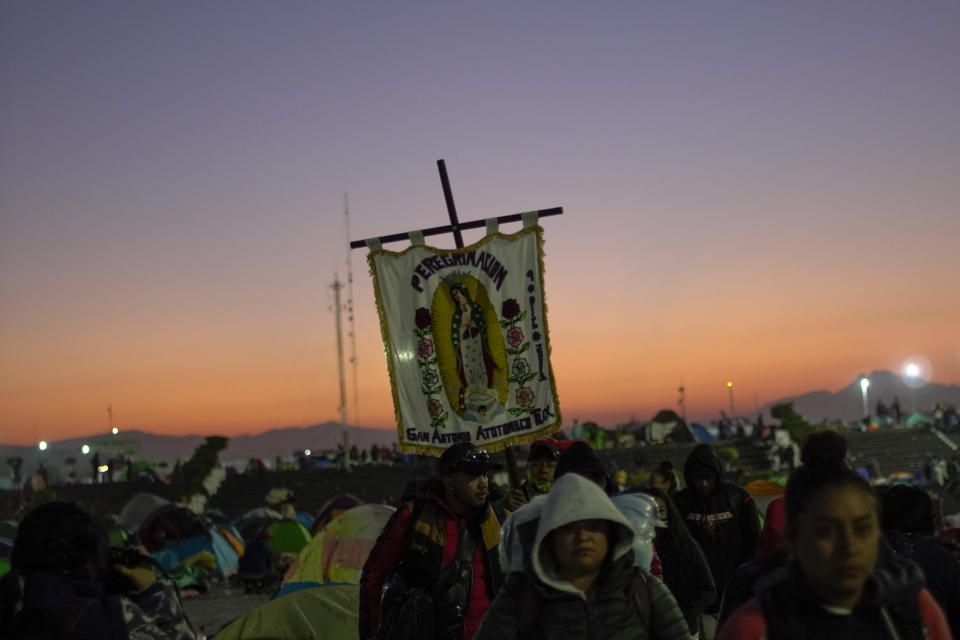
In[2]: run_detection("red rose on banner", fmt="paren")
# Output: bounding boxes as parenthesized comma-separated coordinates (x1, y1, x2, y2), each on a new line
(507, 327, 524, 347)
(516, 386, 535, 407)
(414, 307, 432, 329)
(417, 339, 434, 358)
(501, 298, 520, 319)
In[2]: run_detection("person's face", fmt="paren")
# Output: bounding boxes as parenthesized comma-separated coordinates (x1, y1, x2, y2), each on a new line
(789, 484, 879, 608)
(690, 472, 717, 499)
(648, 471, 669, 493)
(529, 457, 558, 484)
(452, 289, 466, 304)
(449, 471, 489, 510)
(653, 496, 668, 521)
(550, 519, 610, 580)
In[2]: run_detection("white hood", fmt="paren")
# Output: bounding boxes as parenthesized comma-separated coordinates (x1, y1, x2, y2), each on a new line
(498, 494, 548, 574)
(531, 474, 636, 595)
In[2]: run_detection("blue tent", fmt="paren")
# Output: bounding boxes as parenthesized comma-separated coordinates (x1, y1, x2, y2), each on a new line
(690, 423, 715, 442)
(151, 527, 239, 578)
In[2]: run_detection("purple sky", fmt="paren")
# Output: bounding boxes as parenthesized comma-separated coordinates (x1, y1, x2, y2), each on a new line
(2, 2, 959, 444)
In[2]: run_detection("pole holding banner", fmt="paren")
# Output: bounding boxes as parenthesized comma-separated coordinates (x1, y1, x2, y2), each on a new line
(352, 159, 564, 487)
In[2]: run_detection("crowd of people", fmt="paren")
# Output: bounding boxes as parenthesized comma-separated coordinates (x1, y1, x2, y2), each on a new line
(2, 429, 959, 639)
(360, 433, 958, 640)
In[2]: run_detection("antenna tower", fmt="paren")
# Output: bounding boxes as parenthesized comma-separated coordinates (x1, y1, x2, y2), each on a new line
(331, 275, 349, 448)
(344, 194, 360, 423)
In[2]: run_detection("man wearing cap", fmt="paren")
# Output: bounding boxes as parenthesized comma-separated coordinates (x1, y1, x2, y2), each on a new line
(500, 439, 560, 511)
(359, 442, 505, 640)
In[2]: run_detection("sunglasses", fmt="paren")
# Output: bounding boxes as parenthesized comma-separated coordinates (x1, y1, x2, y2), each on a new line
(442, 449, 490, 475)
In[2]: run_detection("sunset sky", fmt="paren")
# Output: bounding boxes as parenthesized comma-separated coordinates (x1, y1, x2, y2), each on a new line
(2, 2, 958, 446)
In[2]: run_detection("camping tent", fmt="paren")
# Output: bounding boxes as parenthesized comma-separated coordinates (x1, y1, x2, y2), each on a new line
(287, 504, 395, 586)
(0, 537, 12, 578)
(745, 479, 785, 496)
(266, 519, 312, 554)
(117, 493, 170, 531)
(639, 410, 697, 443)
(905, 413, 929, 427)
(215, 584, 359, 640)
(138, 504, 209, 551)
(690, 423, 715, 442)
(151, 527, 240, 577)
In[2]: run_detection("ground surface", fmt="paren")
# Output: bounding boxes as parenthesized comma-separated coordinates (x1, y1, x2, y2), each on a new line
(181, 585, 271, 639)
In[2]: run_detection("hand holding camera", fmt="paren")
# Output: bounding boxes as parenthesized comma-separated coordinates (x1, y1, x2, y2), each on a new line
(107, 544, 157, 592)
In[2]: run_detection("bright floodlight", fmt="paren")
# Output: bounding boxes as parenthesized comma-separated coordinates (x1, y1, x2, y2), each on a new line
(304, 449, 311, 456)
(905, 363, 920, 378)
(860, 378, 870, 391)
(98, 465, 109, 473)
(38, 440, 48, 451)
(112, 427, 119, 435)
(81, 444, 90, 454)
(726, 381, 734, 388)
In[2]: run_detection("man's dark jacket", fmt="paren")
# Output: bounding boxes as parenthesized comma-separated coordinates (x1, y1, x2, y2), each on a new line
(673, 444, 760, 611)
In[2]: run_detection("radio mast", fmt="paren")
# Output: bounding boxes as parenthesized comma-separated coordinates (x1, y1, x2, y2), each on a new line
(331, 275, 348, 448)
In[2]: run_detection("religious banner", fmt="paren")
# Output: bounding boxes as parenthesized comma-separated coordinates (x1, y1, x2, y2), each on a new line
(368, 225, 561, 454)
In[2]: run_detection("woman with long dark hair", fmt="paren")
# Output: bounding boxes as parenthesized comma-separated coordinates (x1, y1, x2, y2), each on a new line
(718, 462, 952, 639)
(640, 487, 715, 639)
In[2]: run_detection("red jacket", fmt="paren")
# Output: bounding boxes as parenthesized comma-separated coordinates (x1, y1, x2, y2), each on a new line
(359, 479, 503, 640)
(718, 590, 951, 640)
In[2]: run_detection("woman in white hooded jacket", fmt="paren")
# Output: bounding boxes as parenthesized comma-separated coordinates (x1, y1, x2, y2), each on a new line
(475, 474, 691, 640)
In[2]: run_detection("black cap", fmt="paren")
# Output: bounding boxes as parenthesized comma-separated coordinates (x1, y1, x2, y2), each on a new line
(528, 440, 559, 462)
(438, 442, 490, 476)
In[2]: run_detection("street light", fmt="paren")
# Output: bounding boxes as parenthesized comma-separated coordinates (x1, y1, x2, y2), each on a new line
(725, 381, 735, 418)
(112, 427, 119, 435)
(81, 444, 90, 455)
(859, 377, 870, 418)
(38, 440, 48, 451)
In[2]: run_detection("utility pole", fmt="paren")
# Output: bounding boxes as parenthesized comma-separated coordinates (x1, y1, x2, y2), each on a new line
(331, 275, 349, 448)
(678, 385, 686, 422)
(344, 194, 360, 425)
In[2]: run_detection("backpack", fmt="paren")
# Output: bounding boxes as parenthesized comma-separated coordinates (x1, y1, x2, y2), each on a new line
(516, 570, 651, 637)
(376, 500, 478, 640)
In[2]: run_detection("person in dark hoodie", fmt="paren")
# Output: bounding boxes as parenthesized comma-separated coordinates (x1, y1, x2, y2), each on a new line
(0, 501, 196, 640)
(673, 443, 759, 626)
(554, 440, 617, 496)
(717, 460, 951, 640)
(880, 484, 960, 639)
(475, 473, 691, 640)
(359, 442, 504, 640)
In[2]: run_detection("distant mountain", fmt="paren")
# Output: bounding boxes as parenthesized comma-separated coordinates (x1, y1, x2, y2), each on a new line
(0, 422, 397, 477)
(758, 370, 960, 423)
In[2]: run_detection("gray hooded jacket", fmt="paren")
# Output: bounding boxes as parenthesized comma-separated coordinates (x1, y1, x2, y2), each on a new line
(476, 474, 691, 640)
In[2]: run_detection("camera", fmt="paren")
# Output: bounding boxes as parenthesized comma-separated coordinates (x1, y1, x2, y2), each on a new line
(108, 545, 150, 570)
(102, 543, 155, 594)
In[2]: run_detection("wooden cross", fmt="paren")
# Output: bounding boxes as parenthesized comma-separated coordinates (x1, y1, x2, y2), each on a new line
(349, 159, 564, 487)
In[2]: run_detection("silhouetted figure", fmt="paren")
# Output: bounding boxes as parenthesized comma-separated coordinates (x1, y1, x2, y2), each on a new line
(876, 400, 889, 419)
(892, 397, 903, 424)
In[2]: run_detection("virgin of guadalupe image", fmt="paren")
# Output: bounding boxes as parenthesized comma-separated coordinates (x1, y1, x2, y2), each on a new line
(431, 276, 508, 424)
